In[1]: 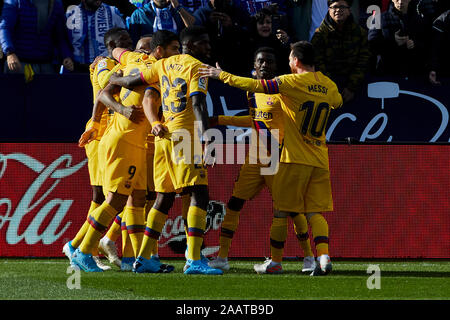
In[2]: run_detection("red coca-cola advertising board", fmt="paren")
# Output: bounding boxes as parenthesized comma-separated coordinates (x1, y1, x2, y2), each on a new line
(0, 143, 449, 258)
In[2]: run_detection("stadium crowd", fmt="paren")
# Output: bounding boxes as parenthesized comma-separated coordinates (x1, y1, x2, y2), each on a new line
(0, 0, 449, 92)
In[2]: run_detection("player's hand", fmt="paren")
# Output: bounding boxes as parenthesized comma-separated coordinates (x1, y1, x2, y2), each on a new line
(123, 105, 145, 124)
(151, 123, 168, 137)
(78, 127, 98, 147)
(109, 70, 123, 85)
(199, 63, 222, 79)
(429, 71, 441, 86)
(7, 53, 22, 72)
(203, 141, 216, 168)
(209, 116, 219, 127)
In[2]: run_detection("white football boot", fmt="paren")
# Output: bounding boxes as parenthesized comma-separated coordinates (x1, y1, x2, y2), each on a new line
(310, 254, 332, 276)
(254, 258, 283, 274)
(208, 257, 230, 271)
(302, 256, 316, 273)
(99, 236, 122, 268)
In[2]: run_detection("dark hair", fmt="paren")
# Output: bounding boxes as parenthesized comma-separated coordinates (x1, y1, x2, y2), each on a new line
(180, 26, 208, 44)
(290, 41, 315, 66)
(104, 27, 128, 46)
(253, 46, 277, 61)
(254, 7, 272, 24)
(150, 30, 179, 51)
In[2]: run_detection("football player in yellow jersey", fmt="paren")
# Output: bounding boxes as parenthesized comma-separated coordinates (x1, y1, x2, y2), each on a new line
(71, 31, 180, 273)
(206, 47, 316, 273)
(62, 28, 135, 271)
(200, 41, 343, 276)
(109, 26, 222, 275)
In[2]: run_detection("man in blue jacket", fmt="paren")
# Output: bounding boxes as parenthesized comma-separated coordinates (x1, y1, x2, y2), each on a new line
(127, 0, 195, 45)
(0, 0, 74, 74)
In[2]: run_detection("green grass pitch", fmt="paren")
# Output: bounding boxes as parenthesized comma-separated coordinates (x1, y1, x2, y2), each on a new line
(0, 258, 449, 300)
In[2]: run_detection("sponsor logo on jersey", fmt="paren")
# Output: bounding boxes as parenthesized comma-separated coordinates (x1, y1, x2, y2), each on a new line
(198, 77, 207, 90)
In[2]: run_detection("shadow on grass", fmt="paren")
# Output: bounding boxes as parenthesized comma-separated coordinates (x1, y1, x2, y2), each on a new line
(316, 270, 450, 278)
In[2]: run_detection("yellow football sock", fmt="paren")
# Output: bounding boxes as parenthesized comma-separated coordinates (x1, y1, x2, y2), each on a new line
(71, 201, 100, 248)
(309, 213, 329, 257)
(270, 217, 288, 263)
(79, 202, 118, 254)
(139, 208, 167, 260)
(181, 193, 190, 248)
(105, 211, 123, 242)
(291, 213, 314, 257)
(121, 211, 134, 258)
(218, 207, 240, 259)
(187, 206, 207, 261)
(125, 206, 146, 258)
(144, 199, 155, 218)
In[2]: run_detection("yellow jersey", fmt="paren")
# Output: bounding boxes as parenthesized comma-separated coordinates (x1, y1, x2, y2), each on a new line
(108, 50, 158, 149)
(86, 57, 117, 139)
(219, 71, 343, 169)
(141, 54, 208, 136)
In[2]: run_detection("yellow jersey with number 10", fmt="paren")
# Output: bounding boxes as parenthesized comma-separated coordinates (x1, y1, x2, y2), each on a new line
(219, 70, 343, 170)
(140, 54, 208, 135)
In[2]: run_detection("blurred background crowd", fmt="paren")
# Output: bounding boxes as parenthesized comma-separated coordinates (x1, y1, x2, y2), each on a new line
(0, 0, 448, 103)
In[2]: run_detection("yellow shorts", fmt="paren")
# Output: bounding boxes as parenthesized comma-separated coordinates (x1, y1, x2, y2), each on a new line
(85, 139, 103, 186)
(232, 161, 274, 200)
(272, 163, 333, 213)
(153, 136, 208, 193)
(98, 132, 147, 196)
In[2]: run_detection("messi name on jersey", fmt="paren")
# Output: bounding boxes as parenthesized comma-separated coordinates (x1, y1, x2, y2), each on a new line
(307, 84, 328, 94)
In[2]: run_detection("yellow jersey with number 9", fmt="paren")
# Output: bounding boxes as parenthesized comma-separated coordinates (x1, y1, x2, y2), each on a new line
(140, 54, 208, 135)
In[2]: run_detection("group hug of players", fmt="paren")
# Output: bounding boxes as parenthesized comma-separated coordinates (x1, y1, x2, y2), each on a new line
(62, 24, 343, 276)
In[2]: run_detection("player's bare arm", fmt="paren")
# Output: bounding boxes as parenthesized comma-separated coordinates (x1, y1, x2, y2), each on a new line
(109, 47, 145, 89)
(98, 83, 145, 124)
(192, 94, 215, 166)
(199, 63, 269, 94)
(143, 88, 168, 137)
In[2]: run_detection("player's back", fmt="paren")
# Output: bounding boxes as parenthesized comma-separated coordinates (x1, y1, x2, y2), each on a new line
(277, 71, 342, 169)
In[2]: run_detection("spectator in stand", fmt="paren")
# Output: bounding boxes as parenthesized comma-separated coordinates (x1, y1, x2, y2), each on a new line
(235, 0, 287, 17)
(0, 0, 74, 77)
(246, 7, 291, 74)
(428, 9, 449, 85)
(286, 0, 357, 41)
(127, 0, 194, 44)
(129, 0, 208, 12)
(66, 0, 126, 73)
(311, 0, 370, 103)
(367, 0, 428, 77)
(193, 0, 250, 75)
